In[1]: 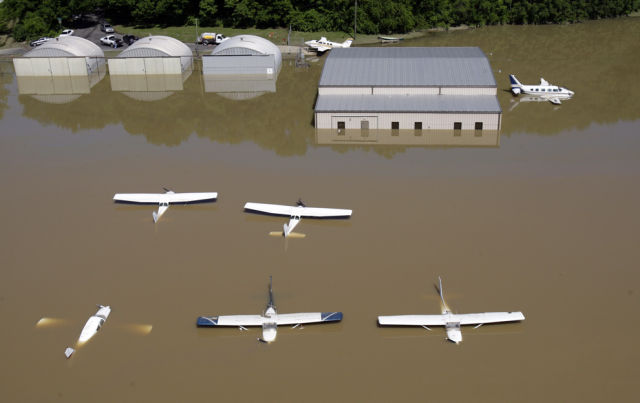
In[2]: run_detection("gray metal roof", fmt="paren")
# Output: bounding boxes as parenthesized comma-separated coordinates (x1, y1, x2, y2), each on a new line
(314, 94, 501, 113)
(319, 47, 496, 87)
(24, 36, 104, 58)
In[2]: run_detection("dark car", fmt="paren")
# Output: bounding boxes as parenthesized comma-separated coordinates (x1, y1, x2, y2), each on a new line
(122, 34, 139, 46)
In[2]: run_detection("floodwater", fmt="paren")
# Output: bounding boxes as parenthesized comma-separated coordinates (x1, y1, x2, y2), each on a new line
(1, 18, 639, 403)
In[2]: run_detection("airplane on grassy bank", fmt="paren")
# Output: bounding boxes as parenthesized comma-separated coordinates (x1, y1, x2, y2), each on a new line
(305, 37, 353, 53)
(196, 277, 342, 343)
(113, 188, 217, 223)
(509, 74, 574, 105)
(243, 199, 352, 238)
(378, 277, 525, 344)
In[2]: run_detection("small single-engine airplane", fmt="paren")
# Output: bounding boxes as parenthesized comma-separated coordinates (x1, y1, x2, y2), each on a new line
(36, 305, 152, 358)
(378, 277, 524, 344)
(305, 37, 353, 53)
(509, 74, 574, 105)
(243, 199, 352, 238)
(113, 187, 217, 222)
(196, 277, 342, 343)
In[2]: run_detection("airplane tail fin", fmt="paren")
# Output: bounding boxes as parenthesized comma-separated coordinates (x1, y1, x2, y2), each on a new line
(509, 75, 522, 95)
(343, 38, 353, 47)
(65, 347, 75, 359)
(268, 276, 274, 308)
(152, 211, 159, 223)
(438, 276, 449, 313)
(283, 223, 289, 237)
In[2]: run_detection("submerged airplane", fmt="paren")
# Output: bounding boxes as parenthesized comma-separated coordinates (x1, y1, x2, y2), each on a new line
(113, 188, 217, 222)
(378, 277, 525, 344)
(243, 199, 352, 238)
(305, 37, 353, 53)
(37, 305, 152, 358)
(197, 277, 343, 343)
(509, 74, 574, 105)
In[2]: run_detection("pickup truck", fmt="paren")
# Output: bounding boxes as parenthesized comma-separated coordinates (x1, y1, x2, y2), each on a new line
(197, 32, 228, 45)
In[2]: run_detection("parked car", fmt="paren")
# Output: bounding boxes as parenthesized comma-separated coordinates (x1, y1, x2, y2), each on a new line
(100, 35, 123, 48)
(100, 23, 114, 33)
(30, 37, 53, 47)
(122, 34, 139, 45)
(60, 29, 74, 37)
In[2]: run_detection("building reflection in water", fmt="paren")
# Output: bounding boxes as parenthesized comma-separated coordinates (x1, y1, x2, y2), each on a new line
(109, 70, 192, 102)
(203, 74, 276, 101)
(16, 68, 106, 104)
(315, 128, 500, 147)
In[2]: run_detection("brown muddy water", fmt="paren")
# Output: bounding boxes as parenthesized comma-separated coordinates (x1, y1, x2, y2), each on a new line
(1, 18, 640, 403)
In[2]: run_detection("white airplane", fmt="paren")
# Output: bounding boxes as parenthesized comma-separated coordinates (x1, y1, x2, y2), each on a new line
(509, 74, 574, 105)
(36, 305, 152, 358)
(197, 277, 343, 343)
(305, 37, 353, 53)
(113, 187, 217, 222)
(243, 199, 352, 238)
(378, 277, 525, 344)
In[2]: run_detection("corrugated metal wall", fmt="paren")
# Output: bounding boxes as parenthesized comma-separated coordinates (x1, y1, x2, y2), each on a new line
(13, 57, 104, 77)
(318, 86, 493, 96)
(202, 54, 276, 76)
(107, 57, 184, 75)
(316, 112, 501, 131)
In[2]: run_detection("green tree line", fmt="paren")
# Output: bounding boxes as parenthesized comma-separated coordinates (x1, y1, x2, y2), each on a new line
(2, 0, 639, 41)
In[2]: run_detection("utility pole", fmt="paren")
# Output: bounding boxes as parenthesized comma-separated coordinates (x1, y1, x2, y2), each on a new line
(354, 1, 357, 39)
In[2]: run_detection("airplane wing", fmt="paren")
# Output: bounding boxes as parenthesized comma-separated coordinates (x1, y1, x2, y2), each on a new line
(197, 315, 264, 327)
(164, 192, 217, 203)
(244, 202, 294, 216)
(276, 312, 343, 325)
(316, 46, 331, 52)
(113, 193, 163, 204)
(377, 315, 448, 326)
(244, 203, 352, 218)
(547, 97, 561, 105)
(114, 192, 217, 204)
(455, 312, 525, 325)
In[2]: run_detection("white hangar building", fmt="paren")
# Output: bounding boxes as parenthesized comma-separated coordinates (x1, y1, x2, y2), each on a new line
(314, 47, 501, 133)
(13, 36, 105, 77)
(108, 35, 193, 76)
(202, 35, 281, 77)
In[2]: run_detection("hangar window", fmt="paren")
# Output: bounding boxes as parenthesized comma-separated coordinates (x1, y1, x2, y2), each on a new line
(391, 121, 399, 136)
(475, 122, 483, 136)
(414, 122, 422, 136)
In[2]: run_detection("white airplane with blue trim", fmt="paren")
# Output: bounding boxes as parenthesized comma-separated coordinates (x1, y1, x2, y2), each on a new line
(509, 74, 574, 105)
(243, 199, 352, 238)
(378, 277, 525, 344)
(305, 37, 353, 53)
(197, 277, 343, 343)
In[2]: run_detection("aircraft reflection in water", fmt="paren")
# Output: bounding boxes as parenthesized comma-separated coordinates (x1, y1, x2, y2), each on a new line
(315, 128, 500, 148)
(16, 70, 106, 104)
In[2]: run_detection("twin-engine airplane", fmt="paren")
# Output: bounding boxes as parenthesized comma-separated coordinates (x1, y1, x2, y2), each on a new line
(113, 188, 217, 222)
(244, 199, 352, 238)
(509, 74, 574, 105)
(305, 37, 353, 53)
(378, 277, 525, 344)
(196, 277, 343, 343)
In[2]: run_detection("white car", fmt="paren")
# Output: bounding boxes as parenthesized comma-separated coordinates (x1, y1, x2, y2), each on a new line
(101, 23, 114, 33)
(100, 35, 123, 48)
(60, 29, 74, 37)
(30, 37, 53, 47)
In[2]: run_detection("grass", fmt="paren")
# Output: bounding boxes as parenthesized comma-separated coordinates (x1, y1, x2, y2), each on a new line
(113, 24, 425, 46)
